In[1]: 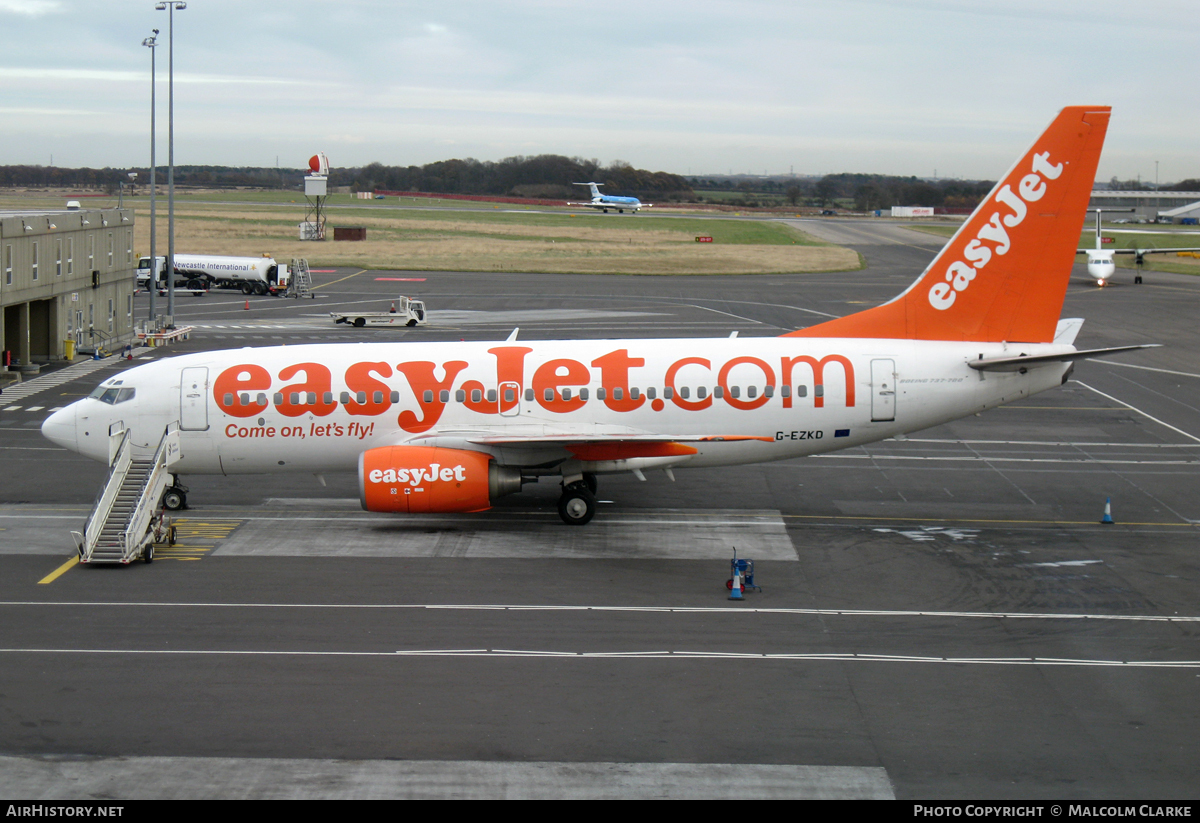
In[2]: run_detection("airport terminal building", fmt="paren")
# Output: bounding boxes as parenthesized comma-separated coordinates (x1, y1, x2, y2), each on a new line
(1088, 190, 1200, 222)
(0, 207, 136, 375)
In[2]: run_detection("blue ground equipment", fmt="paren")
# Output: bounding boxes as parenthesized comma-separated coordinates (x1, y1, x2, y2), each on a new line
(726, 549, 761, 600)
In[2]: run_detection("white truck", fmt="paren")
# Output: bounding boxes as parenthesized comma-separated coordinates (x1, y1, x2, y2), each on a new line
(137, 254, 291, 296)
(330, 295, 428, 327)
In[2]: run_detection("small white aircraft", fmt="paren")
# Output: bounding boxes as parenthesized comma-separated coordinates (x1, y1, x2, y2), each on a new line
(43, 106, 1154, 525)
(567, 182, 648, 213)
(1078, 208, 1200, 286)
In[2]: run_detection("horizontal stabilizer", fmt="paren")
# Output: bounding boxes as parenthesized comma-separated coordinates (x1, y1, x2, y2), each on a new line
(968, 344, 1160, 372)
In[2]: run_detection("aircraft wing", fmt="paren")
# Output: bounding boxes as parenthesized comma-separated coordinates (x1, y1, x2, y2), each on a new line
(407, 431, 772, 461)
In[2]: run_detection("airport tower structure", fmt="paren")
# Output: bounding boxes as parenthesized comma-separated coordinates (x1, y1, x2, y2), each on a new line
(1, 207, 137, 377)
(300, 152, 329, 241)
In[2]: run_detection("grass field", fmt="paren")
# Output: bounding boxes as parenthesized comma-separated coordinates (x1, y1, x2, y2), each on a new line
(903, 223, 1200, 275)
(0, 190, 862, 275)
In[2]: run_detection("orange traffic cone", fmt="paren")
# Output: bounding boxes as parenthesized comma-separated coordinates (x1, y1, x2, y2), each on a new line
(244, 300, 250, 310)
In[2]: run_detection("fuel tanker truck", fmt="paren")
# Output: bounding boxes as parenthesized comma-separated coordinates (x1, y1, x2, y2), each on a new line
(137, 254, 291, 296)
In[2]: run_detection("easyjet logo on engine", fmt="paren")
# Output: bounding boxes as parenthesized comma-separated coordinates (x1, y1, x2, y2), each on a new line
(927, 151, 1063, 311)
(213, 346, 857, 435)
(369, 463, 468, 487)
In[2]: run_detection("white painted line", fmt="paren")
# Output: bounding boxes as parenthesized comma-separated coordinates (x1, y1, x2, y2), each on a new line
(1094, 360, 1200, 379)
(0, 756, 893, 800)
(232, 516, 784, 526)
(1075, 381, 1200, 445)
(902, 438, 1200, 448)
(813, 454, 1198, 466)
(4, 601, 1197, 623)
(0, 646, 1195, 669)
(25, 406, 42, 412)
(3, 407, 20, 411)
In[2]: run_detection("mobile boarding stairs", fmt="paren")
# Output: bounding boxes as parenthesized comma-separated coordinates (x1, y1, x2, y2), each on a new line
(72, 422, 180, 564)
(286, 258, 313, 299)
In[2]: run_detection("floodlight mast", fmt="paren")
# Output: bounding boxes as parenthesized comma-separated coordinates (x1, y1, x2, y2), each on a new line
(155, 1, 185, 319)
(142, 29, 158, 323)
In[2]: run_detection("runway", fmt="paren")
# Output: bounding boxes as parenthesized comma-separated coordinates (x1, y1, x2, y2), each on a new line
(1, 218, 1198, 799)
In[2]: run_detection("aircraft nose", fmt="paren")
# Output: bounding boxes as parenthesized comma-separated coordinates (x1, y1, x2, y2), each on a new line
(41, 403, 79, 453)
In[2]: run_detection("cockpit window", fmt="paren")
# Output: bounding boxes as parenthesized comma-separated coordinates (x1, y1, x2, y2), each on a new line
(88, 386, 136, 405)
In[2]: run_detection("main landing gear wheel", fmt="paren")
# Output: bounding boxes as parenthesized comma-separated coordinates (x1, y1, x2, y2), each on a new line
(162, 487, 187, 511)
(558, 484, 596, 525)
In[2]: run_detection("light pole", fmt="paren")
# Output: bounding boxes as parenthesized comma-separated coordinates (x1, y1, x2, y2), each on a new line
(155, 1, 185, 321)
(142, 29, 158, 323)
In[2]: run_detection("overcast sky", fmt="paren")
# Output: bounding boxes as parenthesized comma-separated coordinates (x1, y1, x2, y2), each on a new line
(0, 0, 1195, 181)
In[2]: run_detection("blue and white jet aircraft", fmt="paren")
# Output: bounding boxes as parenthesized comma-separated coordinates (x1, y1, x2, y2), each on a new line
(568, 182, 648, 213)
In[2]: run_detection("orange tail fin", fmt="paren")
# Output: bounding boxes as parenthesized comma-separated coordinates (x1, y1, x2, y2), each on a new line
(785, 106, 1111, 343)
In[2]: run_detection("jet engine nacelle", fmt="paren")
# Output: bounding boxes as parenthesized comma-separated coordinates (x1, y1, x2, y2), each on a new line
(358, 446, 521, 513)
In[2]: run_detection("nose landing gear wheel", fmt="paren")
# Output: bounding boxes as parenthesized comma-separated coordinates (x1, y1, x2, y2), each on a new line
(162, 487, 187, 511)
(558, 485, 596, 525)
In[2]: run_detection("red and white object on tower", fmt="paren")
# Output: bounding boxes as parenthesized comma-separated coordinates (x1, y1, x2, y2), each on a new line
(301, 152, 329, 240)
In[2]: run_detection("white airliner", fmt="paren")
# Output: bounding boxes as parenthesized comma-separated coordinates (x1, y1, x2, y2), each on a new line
(1078, 210, 1200, 286)
(43, 106, 1153, 525)
(567, 182, 648, 213)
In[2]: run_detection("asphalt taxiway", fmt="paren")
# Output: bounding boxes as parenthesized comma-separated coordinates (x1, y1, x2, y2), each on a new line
(1, 219, 1197, 799)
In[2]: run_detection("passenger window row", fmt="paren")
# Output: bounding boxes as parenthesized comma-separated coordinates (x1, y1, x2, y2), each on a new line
(225, 385, 821, 407)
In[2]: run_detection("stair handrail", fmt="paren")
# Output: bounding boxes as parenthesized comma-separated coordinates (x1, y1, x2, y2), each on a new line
(121, 422, 180, 561)
(80, 427, 132, 561)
